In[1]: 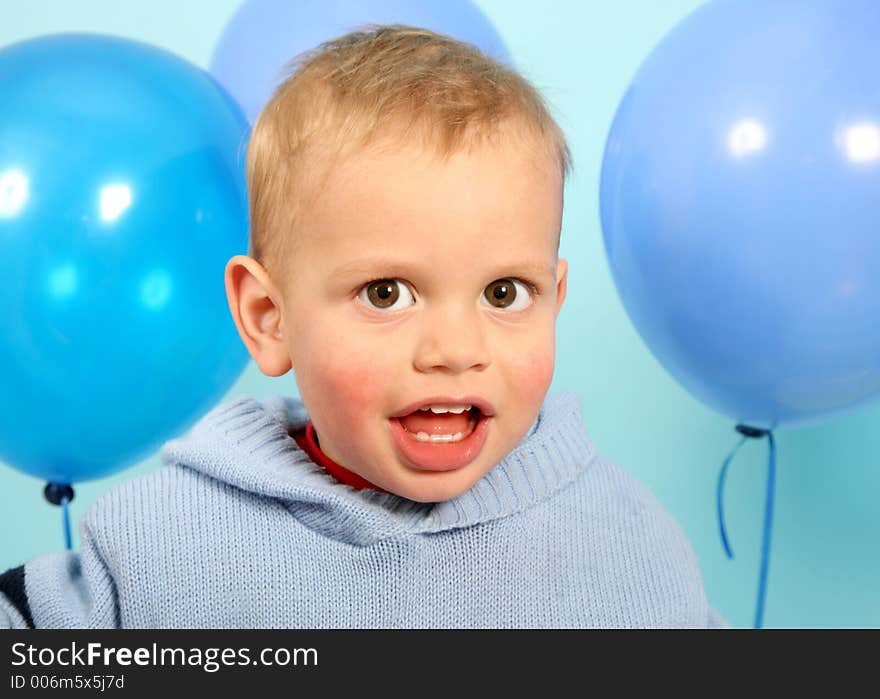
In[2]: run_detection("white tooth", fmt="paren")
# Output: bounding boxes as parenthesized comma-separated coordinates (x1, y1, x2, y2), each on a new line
(427, 404, 471, 414)
(430, 434, 454, 442)
(419, 407, 430, 411)
(408, 426, 472, 444)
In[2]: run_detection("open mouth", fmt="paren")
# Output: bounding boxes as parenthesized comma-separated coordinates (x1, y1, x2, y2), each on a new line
(388, 406, 492, 472)
(399, 406, 481, 443)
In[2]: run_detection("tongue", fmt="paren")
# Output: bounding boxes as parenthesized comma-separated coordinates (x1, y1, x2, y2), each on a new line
(399, 410, 471, 435)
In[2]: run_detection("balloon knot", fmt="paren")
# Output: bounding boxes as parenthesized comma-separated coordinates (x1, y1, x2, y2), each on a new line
(735, 424, 769, 439)
(44, 482, 75, 506)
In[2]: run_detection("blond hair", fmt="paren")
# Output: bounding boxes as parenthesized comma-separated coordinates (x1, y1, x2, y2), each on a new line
(247, 24, 572, 281)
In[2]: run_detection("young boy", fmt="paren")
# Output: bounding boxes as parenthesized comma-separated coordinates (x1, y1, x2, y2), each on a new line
(1, 25, 727, 628)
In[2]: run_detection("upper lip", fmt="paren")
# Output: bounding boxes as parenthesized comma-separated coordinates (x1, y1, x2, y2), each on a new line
(390, 395, 496, 418)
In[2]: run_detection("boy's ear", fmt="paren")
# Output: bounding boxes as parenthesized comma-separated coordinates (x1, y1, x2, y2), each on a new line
(555, 257, 568, 316)
(224, 255, 292, 377)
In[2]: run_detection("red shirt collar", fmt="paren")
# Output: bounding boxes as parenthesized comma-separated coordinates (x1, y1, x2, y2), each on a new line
(292, 420, 388, 494)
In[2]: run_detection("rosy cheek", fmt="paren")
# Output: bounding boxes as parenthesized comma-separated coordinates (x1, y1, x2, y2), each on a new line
(321, 357, 384, 416)
(523, 352, 555, 404)
(507, 338, 556, 408)
(293, 313, 389, 417)
(298, 348, 388, 465)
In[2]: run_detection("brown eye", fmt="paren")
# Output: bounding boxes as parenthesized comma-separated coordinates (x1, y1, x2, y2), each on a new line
(483, 278, 533, 310)
(359, 279, 415, 311)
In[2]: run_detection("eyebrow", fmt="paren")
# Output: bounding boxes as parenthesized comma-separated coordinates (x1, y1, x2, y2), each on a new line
(332, 257, 556, 279)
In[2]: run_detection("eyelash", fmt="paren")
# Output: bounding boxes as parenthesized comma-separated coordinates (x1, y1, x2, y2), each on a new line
(357, 277, 541, 312)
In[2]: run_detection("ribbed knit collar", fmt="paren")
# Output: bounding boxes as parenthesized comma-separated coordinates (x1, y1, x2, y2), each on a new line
(160, 391, 597, 546)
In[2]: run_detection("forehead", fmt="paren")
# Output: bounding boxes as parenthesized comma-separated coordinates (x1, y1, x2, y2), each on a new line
(296, 129, 562, 274)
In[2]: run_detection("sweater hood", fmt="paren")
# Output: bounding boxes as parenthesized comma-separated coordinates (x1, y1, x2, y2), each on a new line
(160, 391, 597, 545)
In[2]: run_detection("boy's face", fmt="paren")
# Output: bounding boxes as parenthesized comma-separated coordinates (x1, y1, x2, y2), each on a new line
(233, 128, 567, 503)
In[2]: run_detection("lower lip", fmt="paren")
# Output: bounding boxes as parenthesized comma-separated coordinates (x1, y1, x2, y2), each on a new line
(388, 413, 492, 472)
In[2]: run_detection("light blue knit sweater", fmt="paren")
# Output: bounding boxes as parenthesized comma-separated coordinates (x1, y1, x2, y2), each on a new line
(0, 391, 728, 628)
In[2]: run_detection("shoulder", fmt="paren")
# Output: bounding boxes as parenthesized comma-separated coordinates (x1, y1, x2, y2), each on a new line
(79, 463, 261, 552)
(563, 456, 712, 627)
(574, 456, 693, 560)
(84, 464, 211, 519)
(75, 461, 294, 603)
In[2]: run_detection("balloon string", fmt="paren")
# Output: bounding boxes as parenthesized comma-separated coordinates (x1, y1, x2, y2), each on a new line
(44, 483, 75, 551)
(61, 495, 72, 551)
(716, 435, 749, 558)
(716, 425, 777, 629)
(755, 431, 776, 630)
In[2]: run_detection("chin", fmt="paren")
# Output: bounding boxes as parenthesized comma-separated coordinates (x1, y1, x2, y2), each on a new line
(393, 468, 484, 504)
(402, 487, 468, 504)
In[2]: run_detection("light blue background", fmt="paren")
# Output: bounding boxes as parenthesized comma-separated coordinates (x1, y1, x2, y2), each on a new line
(2, 0, 879, 629)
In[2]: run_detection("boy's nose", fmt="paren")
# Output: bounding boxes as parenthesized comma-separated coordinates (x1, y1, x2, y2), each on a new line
(412, 308, 490, 374)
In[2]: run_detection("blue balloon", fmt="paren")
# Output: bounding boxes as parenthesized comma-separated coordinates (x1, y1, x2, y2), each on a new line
(600, 0, 880, 429)
(209, 0, 511, 123)
(0, 34, 251, 483)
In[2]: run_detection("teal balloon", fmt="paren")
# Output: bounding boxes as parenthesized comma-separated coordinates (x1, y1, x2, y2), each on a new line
(600, 0, 880, 429)
(0, 34, 250, 482)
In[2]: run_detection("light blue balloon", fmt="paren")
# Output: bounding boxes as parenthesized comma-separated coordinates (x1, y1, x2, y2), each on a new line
(0, 34, 251, 483)
(600, 0, 880, 429)
(209, 0, 511, 123)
